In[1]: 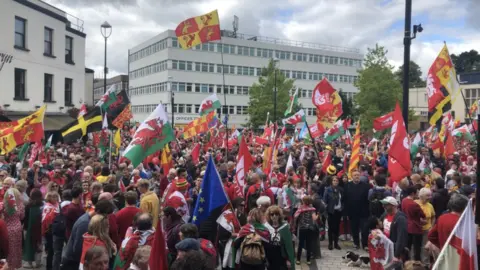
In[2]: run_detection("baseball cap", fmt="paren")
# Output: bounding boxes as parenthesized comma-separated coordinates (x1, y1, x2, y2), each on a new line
(380, 196, 398, 206)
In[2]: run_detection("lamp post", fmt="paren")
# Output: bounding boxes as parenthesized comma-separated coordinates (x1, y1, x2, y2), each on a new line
(402, 0, 423, 131)
(273, 57, 279, 126)
(168, 76, 174, 126)
(100, 21, 112, 94)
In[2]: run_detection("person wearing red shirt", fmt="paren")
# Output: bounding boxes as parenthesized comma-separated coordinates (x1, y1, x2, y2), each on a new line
(116, 191, 142, 241)
(401, 186, 426, 261)
(49, 169, 66, 187)
(63, 186, 85, 239)
(271, 165, 286, 187)
(428, 194, 469, 249)
(0, 218, 9, 261)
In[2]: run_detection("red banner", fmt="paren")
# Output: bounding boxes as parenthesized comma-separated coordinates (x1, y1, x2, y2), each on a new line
(373, 112, 394, 131)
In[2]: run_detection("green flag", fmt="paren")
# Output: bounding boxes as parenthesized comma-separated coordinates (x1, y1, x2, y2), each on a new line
(18, 143, 29, 161)
(44, 134, 53, 151)
(123, 104, 174, 167)
(284, 88, 299, 116)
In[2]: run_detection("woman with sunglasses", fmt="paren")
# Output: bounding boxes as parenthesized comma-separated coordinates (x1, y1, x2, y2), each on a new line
(264, 206, 295, 270)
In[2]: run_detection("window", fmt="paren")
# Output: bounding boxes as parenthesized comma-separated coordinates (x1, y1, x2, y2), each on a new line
(65, 78, 73, 105)
(186, 83, 192, 92)
(44, 74, 53, 102)
(186, 105, 192, 113)
(201, 84, 208, 93)
(178, 82, 186, 92)
(171, 37, 178, 48)
(201, 63, 208, 72)
(222, 105, 228, 115)
(216, 85, 222, 94)
(178, 60, 186, 70)
(44, 27, 53, 55)
(15, 17, 26, 48)
(209, 63, 215, 73)
(187, 61, 193, 71)
(14, 68, 26, 99)
(65, 36, 74, 63)
(195, 105, 200, 113)
(172, 60, 178, 70)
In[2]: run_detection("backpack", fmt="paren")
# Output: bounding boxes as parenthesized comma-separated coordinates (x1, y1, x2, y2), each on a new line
(52, 205, 66, 237)
(247, 186, 264, 212)
(369, 189, 386, 218)
(240, 233, 265, 265)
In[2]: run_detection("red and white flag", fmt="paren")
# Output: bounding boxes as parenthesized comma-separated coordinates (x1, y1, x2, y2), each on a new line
(234, 136, 253, 197)
(191, 143, 201, 165)
(388, 103, 411, 182)
(432, 199, 477, 270)
(78, 103, 87, 118)
(373, 111, 394, 131)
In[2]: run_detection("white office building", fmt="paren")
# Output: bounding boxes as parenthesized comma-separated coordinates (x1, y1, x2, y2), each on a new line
(0, 0, 90, 130)
(128, 29, 362, 127)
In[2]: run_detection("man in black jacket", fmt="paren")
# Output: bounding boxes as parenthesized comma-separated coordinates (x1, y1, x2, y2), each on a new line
(432, 178, 449, 218)
(345, 170, 370, 249)
(380, 196, 408, 264)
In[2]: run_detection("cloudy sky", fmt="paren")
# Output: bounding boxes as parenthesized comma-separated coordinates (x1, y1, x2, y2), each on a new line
(45, 0, 480, 79)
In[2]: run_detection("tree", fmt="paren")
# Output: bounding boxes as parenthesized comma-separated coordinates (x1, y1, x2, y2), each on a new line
(338, 90, 355, 120)
(451, 50, 480, 73)
(354, 44, 402, 130)
(394, 60, 426, 88)
(247, 59, 295, 129)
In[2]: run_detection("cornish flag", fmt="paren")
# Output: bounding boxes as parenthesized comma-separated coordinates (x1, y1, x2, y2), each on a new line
(199, 94, 221, 116)
(432, 199, 477, 270)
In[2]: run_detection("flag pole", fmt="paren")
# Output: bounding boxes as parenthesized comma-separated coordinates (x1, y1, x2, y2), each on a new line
(460, 89, 478, 136)
(108, 129, 113, 169)
(219, 39, 229, 162)
(304, 119, 321, 162)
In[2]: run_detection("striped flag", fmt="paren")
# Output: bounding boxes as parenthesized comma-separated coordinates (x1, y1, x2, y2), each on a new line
(348, 122, 361, 176)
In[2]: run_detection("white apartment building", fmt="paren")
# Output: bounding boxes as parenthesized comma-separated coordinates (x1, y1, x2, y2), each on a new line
(0, 0, 90, 130)
(128, 29, 363, 127)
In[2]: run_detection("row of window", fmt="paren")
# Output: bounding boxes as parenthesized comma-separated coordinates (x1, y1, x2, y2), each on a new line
(129, 36, 362, 68)
(130, 59, 359, 83)
(93, 82, 129, 97)
(129, 60, 168, 79)
(129, 82, 250, 96)
(14, 68, 73, 105)
(15, 16, 75, 64)
(129, 38, 168, 62)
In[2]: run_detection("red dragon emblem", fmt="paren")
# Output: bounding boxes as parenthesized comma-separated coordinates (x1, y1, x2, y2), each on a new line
(184, 34, 196, 48)
(201, 100, 213, 111)
(109, 96, 124, 110)
(130, 118, 166, 151)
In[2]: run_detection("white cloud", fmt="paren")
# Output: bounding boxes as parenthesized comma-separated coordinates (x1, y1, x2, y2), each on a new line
(43, 0, 480, 79)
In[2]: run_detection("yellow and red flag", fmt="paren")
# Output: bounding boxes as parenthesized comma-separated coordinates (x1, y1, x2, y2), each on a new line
(183, 111, 218, 139)
(112, 104, 132, 129)
(426, 44, 459, 126)
(312, 78, 343, 129)
(348, 121, 361, 176)
(161, 144, 172, 175)
(175, 10, 221, 50)
(0, 105, 46, 154)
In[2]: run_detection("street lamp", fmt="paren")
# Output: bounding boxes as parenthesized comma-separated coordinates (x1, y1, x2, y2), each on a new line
(168, 76, 174, 126)
(402, 0, 422, 131)
(273, 57, 279, 125)
(100, 21, 112, 94)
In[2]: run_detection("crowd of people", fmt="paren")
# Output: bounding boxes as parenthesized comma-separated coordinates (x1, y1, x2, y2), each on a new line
(0, 127, 477, 270)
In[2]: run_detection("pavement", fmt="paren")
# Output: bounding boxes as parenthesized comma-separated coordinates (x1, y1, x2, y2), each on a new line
(19, 236, 367, 270)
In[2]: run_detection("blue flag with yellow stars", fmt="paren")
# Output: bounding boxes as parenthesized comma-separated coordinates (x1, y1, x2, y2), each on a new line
(192, 155, 229, 226)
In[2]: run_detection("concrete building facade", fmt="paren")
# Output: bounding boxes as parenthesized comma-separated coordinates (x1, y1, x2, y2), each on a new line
(0, 0, 91, 130)
(128, 30, 362, 127)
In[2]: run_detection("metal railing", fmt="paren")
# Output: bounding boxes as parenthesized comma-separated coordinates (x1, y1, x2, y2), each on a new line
(221, 30, 360, 54)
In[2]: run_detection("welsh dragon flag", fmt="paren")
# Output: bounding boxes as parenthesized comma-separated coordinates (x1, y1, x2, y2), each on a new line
(453, 125, 474, 141)
(282, 109, 305, 126)
(235, 136, 253, 197)
(199, 93, 221, 116)
(410, 132, 422, 158)
(284, 88, 299, 116)
(324, 119, 344, 143)
(123, 104, 174, 167)
(96, 85, 117, 110)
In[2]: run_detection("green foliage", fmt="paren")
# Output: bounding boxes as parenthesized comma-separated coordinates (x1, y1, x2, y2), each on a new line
(338, 90, 355, 120)
(394, 60, 426, 88)
(247, 59, 295, 128)
(451, 50, 480, 74)
(354, 44, 402, 130)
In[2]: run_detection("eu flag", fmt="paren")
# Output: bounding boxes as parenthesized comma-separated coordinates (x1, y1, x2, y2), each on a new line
(192, 155, 229, 226)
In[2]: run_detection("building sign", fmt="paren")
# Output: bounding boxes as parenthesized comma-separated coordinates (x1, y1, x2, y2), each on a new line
(0, 52, 13, 72)
(175, 115, 197, 122)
